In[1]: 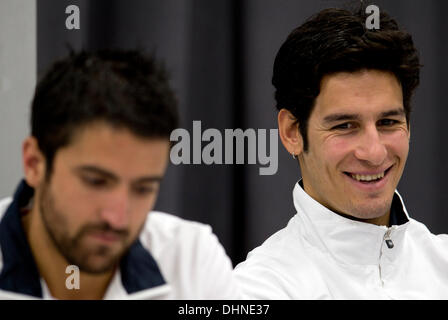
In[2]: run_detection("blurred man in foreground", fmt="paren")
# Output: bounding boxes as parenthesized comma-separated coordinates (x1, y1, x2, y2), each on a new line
(0, 50, 238, 299)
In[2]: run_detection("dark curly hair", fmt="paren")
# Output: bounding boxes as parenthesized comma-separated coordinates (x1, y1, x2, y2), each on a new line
(272, 5, 421, 152)
(31, 49, 179, 175)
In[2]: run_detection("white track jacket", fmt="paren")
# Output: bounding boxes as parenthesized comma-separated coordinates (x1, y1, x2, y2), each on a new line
(234, 182, 448, 299)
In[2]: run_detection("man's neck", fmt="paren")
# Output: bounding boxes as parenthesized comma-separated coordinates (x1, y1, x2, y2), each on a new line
(335, 210, 391, 226)
(21, 207, 116, 300)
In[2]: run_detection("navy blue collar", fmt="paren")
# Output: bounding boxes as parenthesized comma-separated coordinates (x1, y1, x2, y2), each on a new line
(0, 180, 166, 298)
(0, 180, 42, 297)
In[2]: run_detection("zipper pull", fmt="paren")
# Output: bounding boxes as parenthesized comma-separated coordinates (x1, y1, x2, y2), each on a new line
(384, 230, 394, 249)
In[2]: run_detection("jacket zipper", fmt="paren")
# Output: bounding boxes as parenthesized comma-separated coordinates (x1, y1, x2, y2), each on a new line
(379, 228, 394, 286)
(384, 229, 394, 249)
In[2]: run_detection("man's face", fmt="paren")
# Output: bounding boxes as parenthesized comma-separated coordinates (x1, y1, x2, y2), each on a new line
(37, 122, 170, 273)
(298, 70, 410, 223)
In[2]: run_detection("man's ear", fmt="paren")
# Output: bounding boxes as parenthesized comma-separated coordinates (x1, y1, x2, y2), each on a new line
(23, 137, 47, 187)
(278, 109, 304, 156)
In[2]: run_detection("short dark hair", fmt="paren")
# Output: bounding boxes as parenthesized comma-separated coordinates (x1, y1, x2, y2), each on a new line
(31, 49, 179, 174)
(272, 5, 421, 152)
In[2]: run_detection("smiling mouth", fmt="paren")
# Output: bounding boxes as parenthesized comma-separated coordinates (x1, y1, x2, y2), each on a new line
(343, 166, 393, 183)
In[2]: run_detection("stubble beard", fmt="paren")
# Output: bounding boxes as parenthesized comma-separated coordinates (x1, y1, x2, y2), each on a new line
(38, 180, 131, 274)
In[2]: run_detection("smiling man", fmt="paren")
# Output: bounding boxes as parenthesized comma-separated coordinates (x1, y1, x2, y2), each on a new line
(0, 50, 238, 299)
(234, 6, 448, 299)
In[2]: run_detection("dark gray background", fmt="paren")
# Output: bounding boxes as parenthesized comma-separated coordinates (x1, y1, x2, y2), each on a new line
(37, 0, 448, 265)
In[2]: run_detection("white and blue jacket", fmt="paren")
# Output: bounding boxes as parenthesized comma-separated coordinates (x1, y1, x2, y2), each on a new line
(0, 181, 239, 299)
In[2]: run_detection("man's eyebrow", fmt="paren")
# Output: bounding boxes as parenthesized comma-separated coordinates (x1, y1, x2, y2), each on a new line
(380, 108, 406, 118)
(133, 176, 164, 184)
(323, 108, 406, 124)
(323, 113, 361, 124)
(74, 165, 163, 184)
(74, 166, 119, 181)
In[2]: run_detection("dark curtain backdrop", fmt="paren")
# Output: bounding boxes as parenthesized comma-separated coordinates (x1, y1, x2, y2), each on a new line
(37, 0, 448, 266)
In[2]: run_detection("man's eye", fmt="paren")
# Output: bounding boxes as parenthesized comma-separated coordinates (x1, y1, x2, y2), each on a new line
(133, 186, 155, 196)
(378, 119, 399, 126)
(332, 122, 354, 130)
(82, 176, 107, 187)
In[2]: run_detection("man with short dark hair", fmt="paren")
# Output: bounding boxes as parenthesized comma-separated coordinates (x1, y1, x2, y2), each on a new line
(234, 6, 448, 299)
(0, 50, 238, 299)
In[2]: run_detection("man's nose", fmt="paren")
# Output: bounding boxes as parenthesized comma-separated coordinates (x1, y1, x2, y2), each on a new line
(354, 125, 387, 166)
(99, 188, 130, 230)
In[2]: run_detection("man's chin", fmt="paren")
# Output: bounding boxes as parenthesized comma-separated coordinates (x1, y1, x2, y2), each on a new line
(64, 246, 125, 274)
(74, 255, 120, 274)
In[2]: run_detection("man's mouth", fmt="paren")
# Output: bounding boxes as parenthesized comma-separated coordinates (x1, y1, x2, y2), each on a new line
(343, 166, 393, 184)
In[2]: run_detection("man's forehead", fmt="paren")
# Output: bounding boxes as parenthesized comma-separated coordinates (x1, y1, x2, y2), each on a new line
(68, 121, 148, 144)
(313, 70, 405, 122)
(63, 122, 169, 153)
(317, 70, 403, 100)
(52, 122, 170, 179)
(320, 69, 402, 87)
